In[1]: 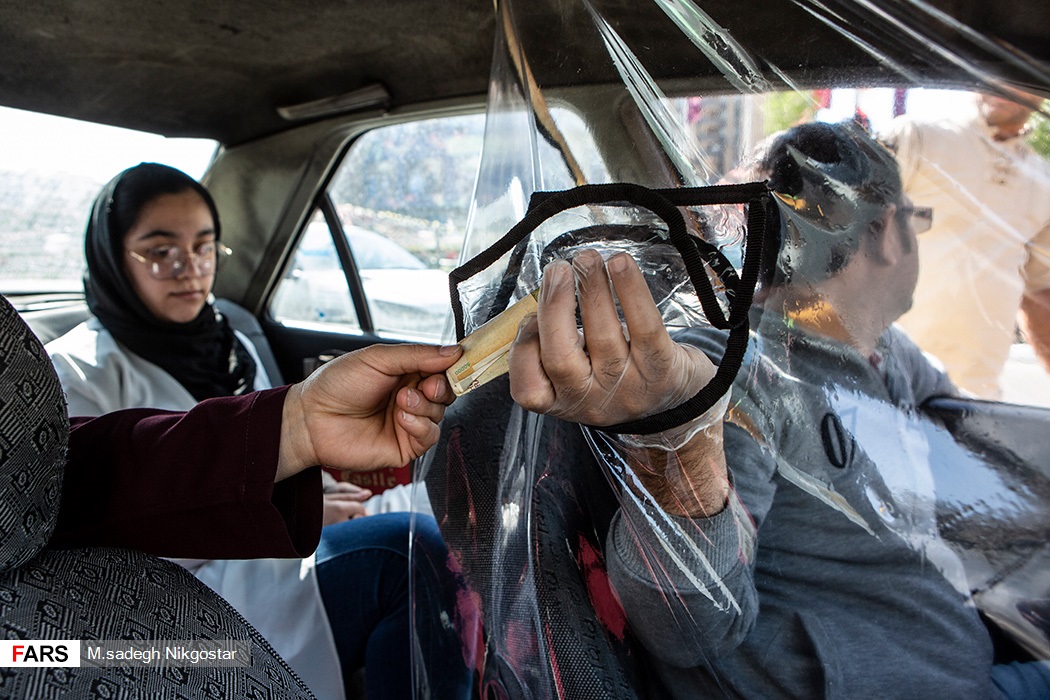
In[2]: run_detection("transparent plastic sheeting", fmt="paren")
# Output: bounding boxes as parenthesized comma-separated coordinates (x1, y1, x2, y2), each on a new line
(409, 0, 1050, 697)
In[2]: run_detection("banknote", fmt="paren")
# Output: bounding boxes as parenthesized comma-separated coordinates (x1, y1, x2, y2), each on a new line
(447, 289, 540, 396)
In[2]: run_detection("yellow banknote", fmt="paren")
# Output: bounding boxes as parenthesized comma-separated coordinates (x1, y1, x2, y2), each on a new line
(447, 289, 540, 396)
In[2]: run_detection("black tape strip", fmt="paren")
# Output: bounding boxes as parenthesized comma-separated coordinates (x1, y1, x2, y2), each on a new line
(447, 181, 774, 435)
(601, 192, 774, 435)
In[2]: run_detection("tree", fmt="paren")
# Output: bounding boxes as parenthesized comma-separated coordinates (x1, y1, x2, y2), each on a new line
(1028, 107, 1050, 161)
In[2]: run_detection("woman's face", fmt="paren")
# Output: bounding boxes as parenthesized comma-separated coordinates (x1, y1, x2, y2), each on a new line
(122, 189, 218, 324)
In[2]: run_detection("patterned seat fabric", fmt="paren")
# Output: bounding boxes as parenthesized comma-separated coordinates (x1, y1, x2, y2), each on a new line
(0, 298, 65, 574)
(423, 375, 652, 699)
(0, 296, 315, 699)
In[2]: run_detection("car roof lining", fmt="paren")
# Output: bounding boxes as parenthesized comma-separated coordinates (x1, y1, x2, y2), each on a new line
(1, 0, 1048, 146)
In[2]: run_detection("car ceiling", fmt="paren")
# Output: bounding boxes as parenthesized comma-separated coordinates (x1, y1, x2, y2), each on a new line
(2, 0, 1049, 146)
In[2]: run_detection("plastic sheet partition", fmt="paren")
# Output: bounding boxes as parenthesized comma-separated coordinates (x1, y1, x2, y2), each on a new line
(409, 0, 1050, 697)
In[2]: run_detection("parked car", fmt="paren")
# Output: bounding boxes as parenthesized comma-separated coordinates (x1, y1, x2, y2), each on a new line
(271, 221, 453, 340)
(2, 0, 1049, 698)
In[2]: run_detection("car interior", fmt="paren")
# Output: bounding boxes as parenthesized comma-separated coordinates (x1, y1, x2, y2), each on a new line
(3, 0, 1050, 698)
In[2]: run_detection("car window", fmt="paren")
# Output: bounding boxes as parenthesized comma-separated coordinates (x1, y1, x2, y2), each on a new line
(0, 106, 216, 296)
(268, 110, 609, 342)
(269, 212, 362, 331)
(662, 87, 1050, 409)
(346, 228, 428, 270)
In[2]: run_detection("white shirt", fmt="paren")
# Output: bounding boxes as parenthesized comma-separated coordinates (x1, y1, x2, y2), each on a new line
(882, 107, 1050, 399)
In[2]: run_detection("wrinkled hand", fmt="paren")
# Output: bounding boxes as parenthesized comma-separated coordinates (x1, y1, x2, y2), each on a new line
(277, 344, 461, 481)
(322, 483, 372, 524)
(511, 250, 729, 518)
(508, 249, 715, 427)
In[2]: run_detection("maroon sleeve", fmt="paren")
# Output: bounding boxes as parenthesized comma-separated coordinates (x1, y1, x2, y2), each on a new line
(50, 386, 323, 559)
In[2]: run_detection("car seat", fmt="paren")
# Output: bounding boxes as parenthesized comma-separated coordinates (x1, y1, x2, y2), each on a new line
(423, 374, 655, 699)
(215, 298, 285, 386)
(0, 294, 313, 699)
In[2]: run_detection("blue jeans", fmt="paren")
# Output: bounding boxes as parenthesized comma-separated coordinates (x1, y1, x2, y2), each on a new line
(315, 512, 470, 700)
(991, 661, 1050, 700)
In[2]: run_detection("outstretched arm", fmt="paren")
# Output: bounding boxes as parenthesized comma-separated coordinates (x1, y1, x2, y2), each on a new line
(507, 249, 757, 663)
(278, 342, 461, 481)
(54, 342, 461, 559)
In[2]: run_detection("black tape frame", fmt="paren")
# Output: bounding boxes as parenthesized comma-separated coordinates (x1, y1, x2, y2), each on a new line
(448, 181, 775, 436)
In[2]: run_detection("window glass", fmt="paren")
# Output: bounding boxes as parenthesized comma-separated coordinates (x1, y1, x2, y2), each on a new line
(0, 106, 217, 295)
(269, 211, 361, 331)
(270, 110, 608, 342)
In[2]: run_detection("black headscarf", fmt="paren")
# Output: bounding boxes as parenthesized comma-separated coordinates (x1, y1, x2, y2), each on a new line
(83, 162, 256, 401)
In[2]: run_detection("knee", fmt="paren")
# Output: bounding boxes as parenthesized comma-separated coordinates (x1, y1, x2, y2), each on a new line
(410, 514, 449, 563)
(352, 513, 449, 579)
(411, 513, 442, 547)
(316, 512, 447, 562)
(316, 512, 416, 562)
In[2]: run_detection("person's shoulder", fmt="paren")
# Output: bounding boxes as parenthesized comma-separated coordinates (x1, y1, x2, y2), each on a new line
(883, 323, 925, 357)
(674, 324, 783, 432)
(45, 318, 96, 345)
(46, 318, 164, 386)
(229, 328, 274, 390)
(886, 112, 974, 141)
(672, 325, 730, 363)
(44, 320, 124, 414)
(882, 324, 957, 395)
(47, 318, 131, 377)
(46, 318, 112, 360)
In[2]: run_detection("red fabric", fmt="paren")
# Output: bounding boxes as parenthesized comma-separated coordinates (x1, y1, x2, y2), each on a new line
(893, 88, 908, 117)
(52, 386, 323, 559)
(323, 463, 413, 494)
(812, 88, 832, 109)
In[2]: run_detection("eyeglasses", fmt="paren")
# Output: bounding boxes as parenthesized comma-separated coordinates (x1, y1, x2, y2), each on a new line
(127, 242, 231, 280)
(897, 204, 934, 234)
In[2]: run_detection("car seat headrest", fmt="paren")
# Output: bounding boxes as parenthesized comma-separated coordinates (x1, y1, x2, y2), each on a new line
(0, 295, 66, 573)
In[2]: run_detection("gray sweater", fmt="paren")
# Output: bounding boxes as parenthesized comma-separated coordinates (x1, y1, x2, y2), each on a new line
(607, 315, 994, 699)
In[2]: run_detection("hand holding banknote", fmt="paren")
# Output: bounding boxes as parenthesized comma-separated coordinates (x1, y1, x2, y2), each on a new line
(495, 248, 730, 517)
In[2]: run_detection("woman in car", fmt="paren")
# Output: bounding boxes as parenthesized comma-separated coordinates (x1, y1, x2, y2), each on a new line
(46, 163, 468, 700)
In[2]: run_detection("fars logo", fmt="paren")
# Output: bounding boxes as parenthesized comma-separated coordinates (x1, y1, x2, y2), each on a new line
(0, 640, 80, 667)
